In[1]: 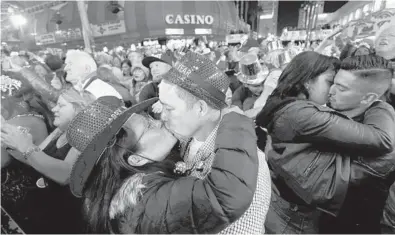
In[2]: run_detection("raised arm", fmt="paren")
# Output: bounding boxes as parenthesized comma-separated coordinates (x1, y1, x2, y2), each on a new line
(286, 101, 395, 154)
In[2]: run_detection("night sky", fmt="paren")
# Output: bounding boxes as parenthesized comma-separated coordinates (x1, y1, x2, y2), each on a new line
(277, 1, 348, 32)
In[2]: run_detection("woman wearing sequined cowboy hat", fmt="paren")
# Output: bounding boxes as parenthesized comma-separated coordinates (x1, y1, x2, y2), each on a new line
(66, 96, 258, 234)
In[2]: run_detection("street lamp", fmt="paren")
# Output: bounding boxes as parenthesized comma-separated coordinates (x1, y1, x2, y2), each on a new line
(10, 14, 27, 28)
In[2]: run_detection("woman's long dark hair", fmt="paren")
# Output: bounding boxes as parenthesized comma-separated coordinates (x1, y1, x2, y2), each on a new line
(269, 51, 340, 100)
(82, 128, 176, 233)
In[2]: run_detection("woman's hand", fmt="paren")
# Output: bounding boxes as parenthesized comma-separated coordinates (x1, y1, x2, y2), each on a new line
(152, 101, 163, 114)
(1, 124, 34, 153)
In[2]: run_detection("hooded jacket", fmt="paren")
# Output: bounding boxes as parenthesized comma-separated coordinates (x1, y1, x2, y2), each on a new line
(110, 112, 258, 234)
(256, 97, 395, 217)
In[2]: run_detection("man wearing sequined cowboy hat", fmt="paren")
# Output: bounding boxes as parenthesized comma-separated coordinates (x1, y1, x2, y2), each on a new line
(66, 96, 259, 233)
(158, 51, 271, 234)
(231, 53, 270, 118)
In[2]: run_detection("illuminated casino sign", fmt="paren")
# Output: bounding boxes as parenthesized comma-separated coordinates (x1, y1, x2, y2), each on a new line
(165, 14, 214, 25)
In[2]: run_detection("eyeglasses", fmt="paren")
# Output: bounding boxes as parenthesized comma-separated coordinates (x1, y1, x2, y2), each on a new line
(116, 116, 160, 164)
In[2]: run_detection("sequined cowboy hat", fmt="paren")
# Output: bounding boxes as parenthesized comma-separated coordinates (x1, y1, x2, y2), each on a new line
(162, 51, 230, 109)
(237, 53, 269, 85)
(66, 96, 158, 197)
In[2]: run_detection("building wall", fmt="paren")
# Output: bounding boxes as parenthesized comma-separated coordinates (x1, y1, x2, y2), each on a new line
(258, 0, 278, 37)
(233, 0, 261, 32)
(323, 0, 388, 28)
(298, 8, 306, 29)
(297, 1, 324, 29)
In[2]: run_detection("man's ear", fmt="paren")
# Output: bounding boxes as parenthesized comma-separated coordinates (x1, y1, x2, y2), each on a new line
(361, 92, 379, 105)
(195, 100, 209, 117)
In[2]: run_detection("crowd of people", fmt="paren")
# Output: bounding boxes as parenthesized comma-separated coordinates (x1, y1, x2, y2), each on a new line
(1, 22, 394, 234)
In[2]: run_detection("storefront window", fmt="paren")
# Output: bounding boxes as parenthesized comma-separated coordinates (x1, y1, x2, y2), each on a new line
(342, 16, 348, 25)
(363, 4, 370, 15)
(349, 12, 354, 22)
(355, 9, 362, 19)
(387, 0, 395, 8)
(374, 0, 383, 12)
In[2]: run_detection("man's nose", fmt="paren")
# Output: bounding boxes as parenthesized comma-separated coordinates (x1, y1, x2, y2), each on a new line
(329, 85, 335, 95)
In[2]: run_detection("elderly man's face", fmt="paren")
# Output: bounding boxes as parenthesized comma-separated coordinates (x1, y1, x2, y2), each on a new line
(64, 57, 84, 86)
(375, 26, 395, 60)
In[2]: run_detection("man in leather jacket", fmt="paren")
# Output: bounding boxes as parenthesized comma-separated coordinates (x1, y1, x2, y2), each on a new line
(376, 23, 395, 233)
(320, 55, 395, 233)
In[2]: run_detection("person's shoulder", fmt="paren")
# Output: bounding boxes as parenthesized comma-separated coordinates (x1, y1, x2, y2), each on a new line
(369, 100, 395, 114)
(141, 82, 156, 92)
(7, 114, 46, 128)
(280, 100, 338, 121)
(281, 100, 318, 112)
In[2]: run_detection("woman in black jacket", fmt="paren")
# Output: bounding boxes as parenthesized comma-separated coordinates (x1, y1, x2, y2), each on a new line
(66, 97, 258, 234)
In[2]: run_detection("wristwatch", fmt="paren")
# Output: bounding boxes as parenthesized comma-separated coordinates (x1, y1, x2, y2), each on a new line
(23, 145, 41, 160)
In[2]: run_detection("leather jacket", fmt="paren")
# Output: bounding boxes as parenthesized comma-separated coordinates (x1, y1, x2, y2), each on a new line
(257, 98, 395, 217)
(382, 182, 395, 233)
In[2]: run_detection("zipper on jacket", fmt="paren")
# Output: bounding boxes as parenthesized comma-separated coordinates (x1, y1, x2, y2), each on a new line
(304, 155, 320, 176)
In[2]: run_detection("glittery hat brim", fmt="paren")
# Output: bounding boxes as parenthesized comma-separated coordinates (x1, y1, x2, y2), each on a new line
(236, 70, 269, 85)
(69, 97, 158, 198)
(162, 68, 228, 109)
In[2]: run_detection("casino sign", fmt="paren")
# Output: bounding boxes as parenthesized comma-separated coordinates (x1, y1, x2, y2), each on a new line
(165, 14, 214, 25)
